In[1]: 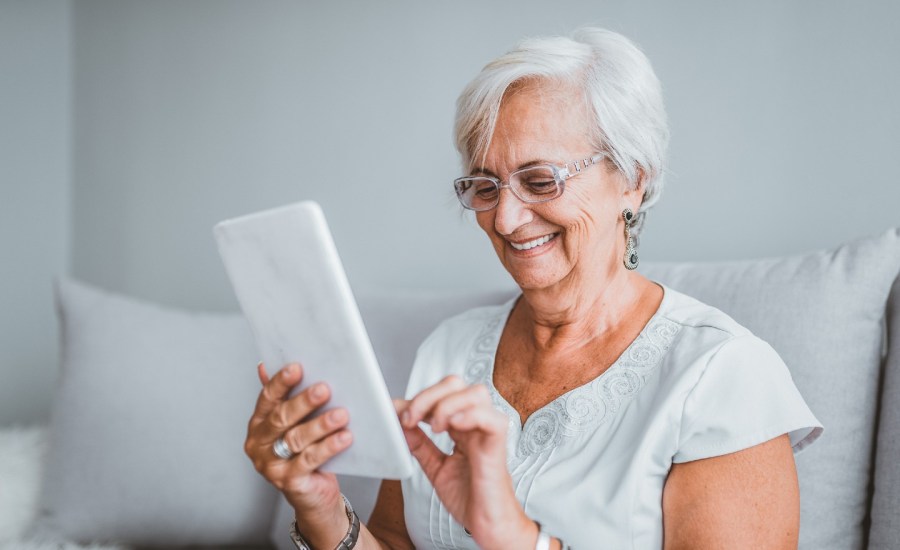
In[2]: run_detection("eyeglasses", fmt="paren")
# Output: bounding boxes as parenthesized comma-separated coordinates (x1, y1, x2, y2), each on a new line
(453, 153, 606, 211)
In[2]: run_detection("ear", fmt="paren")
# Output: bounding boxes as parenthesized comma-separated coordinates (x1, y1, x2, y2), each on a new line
(622, 168, 646, 213)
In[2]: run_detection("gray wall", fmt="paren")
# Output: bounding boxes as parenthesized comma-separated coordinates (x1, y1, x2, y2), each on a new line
(0, 0, 71, 425)
(3, 0, 899, 424)
(70, 0, 900, 314)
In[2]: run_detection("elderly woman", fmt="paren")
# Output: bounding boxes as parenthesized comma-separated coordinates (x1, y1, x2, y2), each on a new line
(245, 28, 821, 549)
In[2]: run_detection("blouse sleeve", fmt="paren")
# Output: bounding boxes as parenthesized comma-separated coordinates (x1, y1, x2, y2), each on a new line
(672, 334, 823, 463)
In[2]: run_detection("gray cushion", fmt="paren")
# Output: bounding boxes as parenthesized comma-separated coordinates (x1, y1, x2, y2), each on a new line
(870, 271, 900, 550)
(41, 278, 278, 546)
(642, 228, 900, 550)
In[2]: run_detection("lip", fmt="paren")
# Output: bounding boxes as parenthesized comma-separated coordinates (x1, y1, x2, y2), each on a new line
(505, 232, 559, 257)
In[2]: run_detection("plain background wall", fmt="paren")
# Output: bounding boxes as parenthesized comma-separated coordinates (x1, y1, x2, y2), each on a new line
(70, 0, 900, 312)
(0, 0, 71, 425)
(3, 0, 899, 425)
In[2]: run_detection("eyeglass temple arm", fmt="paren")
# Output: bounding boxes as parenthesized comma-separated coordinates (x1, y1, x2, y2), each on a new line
(562, 154, 606, 178)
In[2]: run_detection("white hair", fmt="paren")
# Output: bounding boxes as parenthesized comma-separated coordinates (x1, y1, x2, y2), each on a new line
(454, 28, 669, 239)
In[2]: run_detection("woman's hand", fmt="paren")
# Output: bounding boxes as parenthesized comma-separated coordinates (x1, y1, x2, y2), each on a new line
(244, 363, 353, 547)
(397, 375, 538, 550)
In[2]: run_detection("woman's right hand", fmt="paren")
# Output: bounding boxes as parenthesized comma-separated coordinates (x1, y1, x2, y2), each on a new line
(244, 362, 353, 534)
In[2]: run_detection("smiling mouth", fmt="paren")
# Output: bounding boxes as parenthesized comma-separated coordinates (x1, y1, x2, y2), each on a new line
(508, 233, 559, 251)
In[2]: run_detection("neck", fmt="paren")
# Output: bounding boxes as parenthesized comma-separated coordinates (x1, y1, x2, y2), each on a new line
(516, 267, 644, 351)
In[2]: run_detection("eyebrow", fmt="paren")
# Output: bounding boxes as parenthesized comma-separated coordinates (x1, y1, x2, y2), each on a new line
(471, 158, 557, 178)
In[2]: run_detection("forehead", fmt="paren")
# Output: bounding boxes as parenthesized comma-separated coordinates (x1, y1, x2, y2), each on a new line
(482, 81, 592, 171)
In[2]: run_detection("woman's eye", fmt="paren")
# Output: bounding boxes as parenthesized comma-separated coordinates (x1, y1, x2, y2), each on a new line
(475, 184, 499, 199)
(525, 180, 557, 194)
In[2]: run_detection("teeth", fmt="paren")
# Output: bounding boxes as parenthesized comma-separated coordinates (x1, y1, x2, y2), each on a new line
(510, 233, 556, 251)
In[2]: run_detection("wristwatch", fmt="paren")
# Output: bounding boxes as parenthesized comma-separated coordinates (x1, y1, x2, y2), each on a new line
(289, 494, 360, 550)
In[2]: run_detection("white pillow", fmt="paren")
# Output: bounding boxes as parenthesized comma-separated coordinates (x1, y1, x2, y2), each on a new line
(0, 426, 45, 543)
(39, 279, 278, 547)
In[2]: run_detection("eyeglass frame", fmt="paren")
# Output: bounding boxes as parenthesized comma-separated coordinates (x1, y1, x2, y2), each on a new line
(453, 153, 607, 211)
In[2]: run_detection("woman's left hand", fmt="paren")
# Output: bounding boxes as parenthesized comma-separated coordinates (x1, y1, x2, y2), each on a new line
(396, 375, 538, 550)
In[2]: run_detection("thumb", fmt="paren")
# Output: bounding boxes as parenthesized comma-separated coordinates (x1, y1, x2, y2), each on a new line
(257, 362, 270, 385)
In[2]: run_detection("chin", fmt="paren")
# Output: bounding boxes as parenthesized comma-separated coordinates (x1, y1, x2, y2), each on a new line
(498, 251, 569, 291)
(506, 268, 566, 291)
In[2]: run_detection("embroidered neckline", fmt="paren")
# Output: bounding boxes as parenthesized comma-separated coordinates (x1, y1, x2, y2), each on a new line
(463, 287, 681, 458)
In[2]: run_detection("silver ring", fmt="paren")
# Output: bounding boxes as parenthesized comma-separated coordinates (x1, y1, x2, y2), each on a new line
(273, 437, 293, 460)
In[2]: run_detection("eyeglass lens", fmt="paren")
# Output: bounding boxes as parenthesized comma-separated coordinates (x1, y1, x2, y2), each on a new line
(456, 166, 560, 210)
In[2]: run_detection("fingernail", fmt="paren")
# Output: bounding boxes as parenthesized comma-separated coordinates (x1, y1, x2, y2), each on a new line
(312, 383, 326, 398)
(285, 364, 297, 376)
(329, 409, 346, 423)
(401, 410, 411, 426)
(338, 431, 351, 444)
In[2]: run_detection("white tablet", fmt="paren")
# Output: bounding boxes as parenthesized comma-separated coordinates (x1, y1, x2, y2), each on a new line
(213, 201, 413, 479)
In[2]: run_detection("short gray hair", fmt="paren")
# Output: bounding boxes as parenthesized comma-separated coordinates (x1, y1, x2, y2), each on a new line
(454, 28, 668, 238)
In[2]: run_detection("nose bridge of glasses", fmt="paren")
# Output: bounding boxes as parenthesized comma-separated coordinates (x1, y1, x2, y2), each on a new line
(503, 173, 536, 202)
(474, 179, 519, 209)
(496, 179, 524, 204)
(494, 179, 534, 227)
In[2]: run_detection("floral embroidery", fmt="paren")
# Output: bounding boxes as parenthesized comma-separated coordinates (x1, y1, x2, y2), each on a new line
(464, 301, 680, 458)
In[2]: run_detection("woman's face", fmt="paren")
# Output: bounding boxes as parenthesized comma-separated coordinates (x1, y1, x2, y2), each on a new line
(474, 84, 641, 291)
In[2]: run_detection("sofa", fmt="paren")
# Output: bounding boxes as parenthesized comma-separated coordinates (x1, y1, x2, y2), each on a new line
(1, 227, 899, 550)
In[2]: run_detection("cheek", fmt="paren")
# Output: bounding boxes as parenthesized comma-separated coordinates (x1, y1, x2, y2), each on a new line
(474, 211, 492, 234)
(554, 203, 619, 256)
(574, 190, 619, 232)
(549, 201, 601, 240)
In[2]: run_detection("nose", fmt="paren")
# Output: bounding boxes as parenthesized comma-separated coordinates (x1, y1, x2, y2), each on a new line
(493, 186, 533, 236)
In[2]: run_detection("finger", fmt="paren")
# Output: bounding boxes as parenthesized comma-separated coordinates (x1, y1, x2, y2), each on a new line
(281, 407, 349, 457)
(447, 403, 508, 434)
(402, 425, 448, 482)
(393, 398, 414, 428)
(393, 398, 408, 414)
(427, 384, 492, 433)
(257, 362, 270, 386)
(293, 429, 354, 474)
(252, 363, 303, 420)
(257, 382, 332, 443)
(403, 375, 467, 429)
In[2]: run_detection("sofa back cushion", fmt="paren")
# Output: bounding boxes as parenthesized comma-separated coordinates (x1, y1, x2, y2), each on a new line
(642, 228, 900, 550)
(870, 271, 900, 550)
(43, 279, 277, 547)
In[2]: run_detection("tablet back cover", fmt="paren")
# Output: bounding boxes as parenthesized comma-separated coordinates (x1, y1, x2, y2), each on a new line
(214, 201, 413, 479)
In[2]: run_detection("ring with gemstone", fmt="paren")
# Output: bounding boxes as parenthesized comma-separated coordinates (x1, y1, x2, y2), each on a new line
(273, 437, 293, 460)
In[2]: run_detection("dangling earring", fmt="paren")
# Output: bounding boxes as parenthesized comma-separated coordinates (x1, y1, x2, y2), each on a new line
(623, 208, 639, 270)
